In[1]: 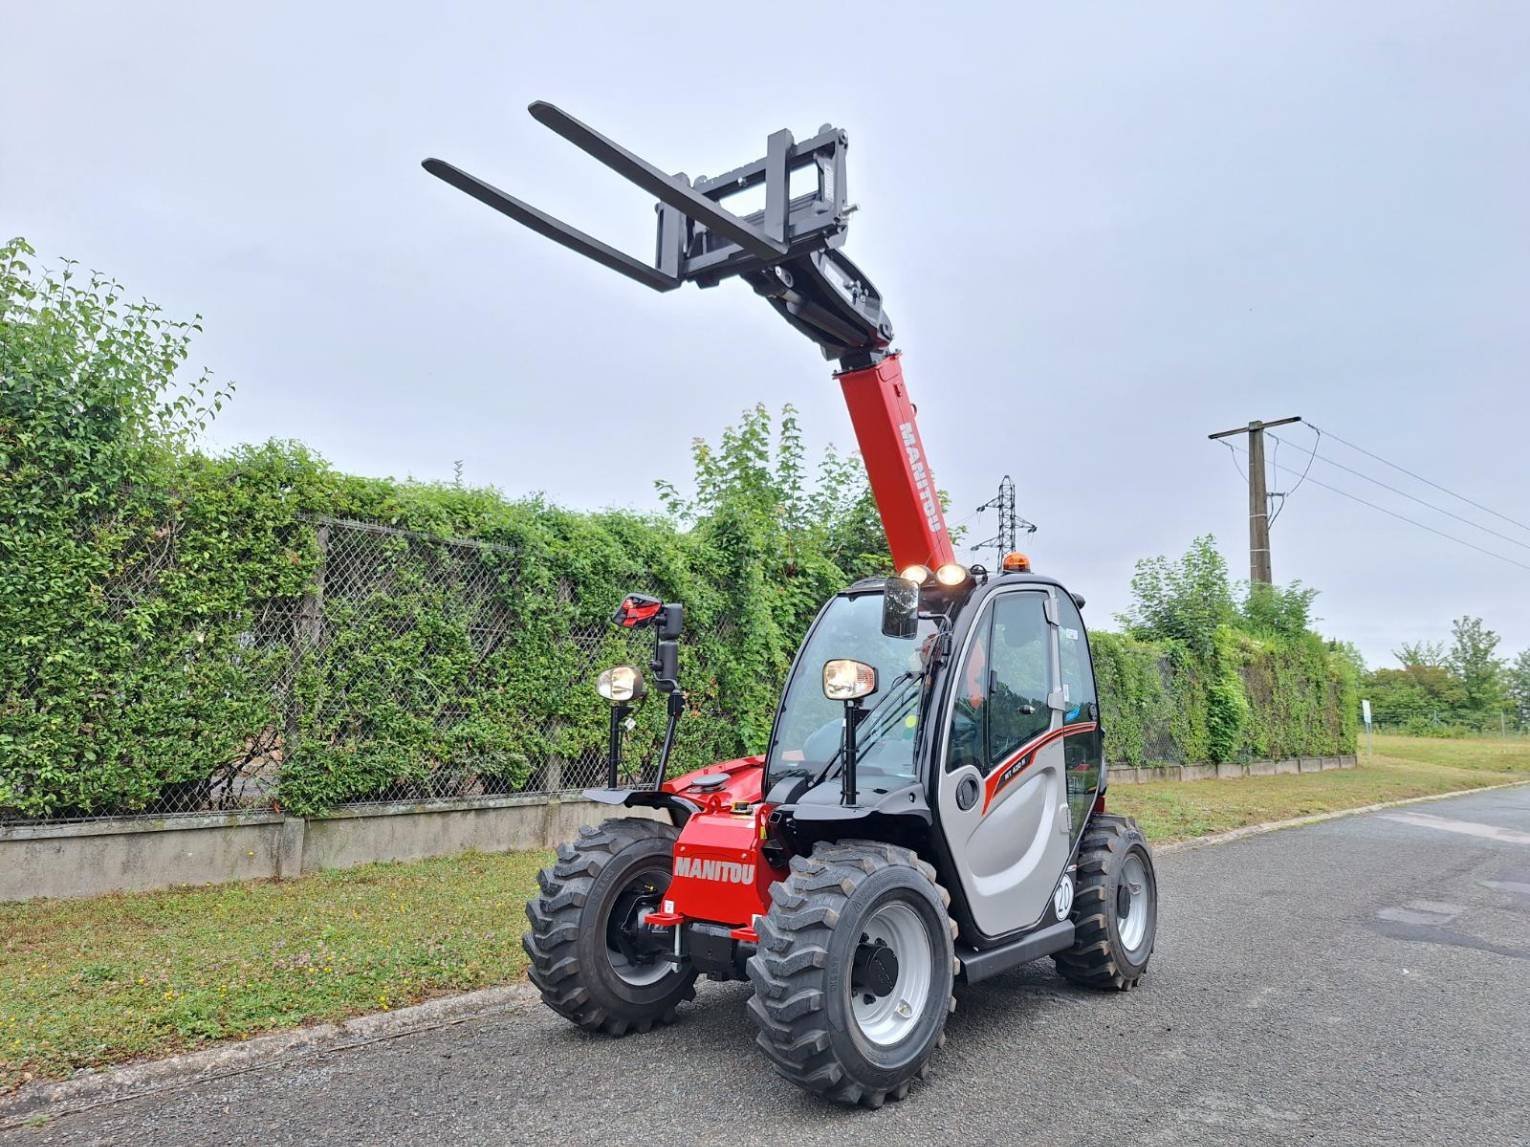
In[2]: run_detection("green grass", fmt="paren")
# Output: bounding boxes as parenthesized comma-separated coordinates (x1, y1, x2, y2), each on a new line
(3, 734, 1528, 1092)
(1369, 733, 1530, 773)
(0, 850, 549, 1092)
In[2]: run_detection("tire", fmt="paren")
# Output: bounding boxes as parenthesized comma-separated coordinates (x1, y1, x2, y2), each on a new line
(746, 840, 956, 1108)
(1053, 814, 1157, 990)
(523, 818, 697, 1035)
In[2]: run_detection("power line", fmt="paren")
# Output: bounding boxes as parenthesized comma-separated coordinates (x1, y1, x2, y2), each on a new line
(1268, 431, 1530, 554)
(1222, 441, 1247, 482)
(1223, 441, 1530, 574)
(1307, 422, 1530, 537)
(1268, 424, 1321, 527)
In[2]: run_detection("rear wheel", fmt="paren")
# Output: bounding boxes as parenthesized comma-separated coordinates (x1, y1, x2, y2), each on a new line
(1053, 814, 1157, 990)
(746, 840, 956, 1108)
(523, 818, 697, 1035)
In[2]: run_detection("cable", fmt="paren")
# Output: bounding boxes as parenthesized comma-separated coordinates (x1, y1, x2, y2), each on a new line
(1268, 425, 1321, 527)
(1221, 440, 1247, 482)
(1268, 431, 1530, 554)
(1307, 422, 1530, 537)
(1222, 441, 1530, 574)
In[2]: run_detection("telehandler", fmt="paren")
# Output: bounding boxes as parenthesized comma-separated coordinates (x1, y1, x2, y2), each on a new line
(424, 103, 1158, 1107)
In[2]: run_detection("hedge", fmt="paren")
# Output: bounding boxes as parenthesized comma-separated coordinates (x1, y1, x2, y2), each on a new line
(1090, 626, 1358, 766)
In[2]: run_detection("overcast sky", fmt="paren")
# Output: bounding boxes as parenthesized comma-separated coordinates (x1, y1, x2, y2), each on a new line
(6, 1, 1528, 667)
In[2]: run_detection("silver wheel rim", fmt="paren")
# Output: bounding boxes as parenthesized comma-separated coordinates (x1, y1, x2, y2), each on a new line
(850, 901, 933, 1047)
(1118, 853, 1151, 955)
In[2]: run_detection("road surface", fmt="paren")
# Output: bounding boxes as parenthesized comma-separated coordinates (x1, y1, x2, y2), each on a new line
(9, 787, 1530, 1146)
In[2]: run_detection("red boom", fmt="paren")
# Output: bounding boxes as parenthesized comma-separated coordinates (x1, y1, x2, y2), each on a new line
(837, 353, 957, 572)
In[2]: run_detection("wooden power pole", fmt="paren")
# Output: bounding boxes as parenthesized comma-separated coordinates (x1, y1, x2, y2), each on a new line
(1208, 416, 1302, 584)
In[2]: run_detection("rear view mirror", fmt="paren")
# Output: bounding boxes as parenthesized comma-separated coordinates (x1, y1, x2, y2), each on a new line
(882, 577, 920, 639)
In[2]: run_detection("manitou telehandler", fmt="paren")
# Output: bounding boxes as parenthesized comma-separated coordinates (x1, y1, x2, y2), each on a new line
(424, 103, 1158, 1108)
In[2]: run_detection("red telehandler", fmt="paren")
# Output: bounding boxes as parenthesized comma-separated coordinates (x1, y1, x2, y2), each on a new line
(424, 103, 1158, 1107)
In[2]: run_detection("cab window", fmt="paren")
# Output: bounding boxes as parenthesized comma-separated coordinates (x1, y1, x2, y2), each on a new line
(1055, 592, 1097, 722)
(986, 593, 1052, 765)
(944, 592, 1052, 773)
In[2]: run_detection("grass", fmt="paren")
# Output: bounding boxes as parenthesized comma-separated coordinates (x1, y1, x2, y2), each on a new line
(3, 735, 1528, 1092)
(1368, 733, 1530, 773)
(0, 850, 550, 1092)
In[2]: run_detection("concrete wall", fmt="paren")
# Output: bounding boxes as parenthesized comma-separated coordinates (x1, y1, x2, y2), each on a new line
(1107, 754, 1358, 786)
(0, 797, 661, 903)
(298, 795, 661, 874)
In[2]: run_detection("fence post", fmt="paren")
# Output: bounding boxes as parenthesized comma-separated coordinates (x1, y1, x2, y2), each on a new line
(541, 577, 579, 793)
(285, 523, 330, 772)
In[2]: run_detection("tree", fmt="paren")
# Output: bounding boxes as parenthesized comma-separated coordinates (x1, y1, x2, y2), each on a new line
(1394, 641, 1447, 669)
(1330, 640, 1366, 679)
(1239, 580, 1320, 639)
(1447, 616, 1505, 719)
(655, 404, 890, 743)
(1365, 664, 1467, 729)
(1507, 650, 1530, 730)
(1119, 535, 1235, 658)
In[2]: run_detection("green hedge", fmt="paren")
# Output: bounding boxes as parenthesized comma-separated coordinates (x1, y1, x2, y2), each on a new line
(1, 434, 853, 818)
(1090, 626, 1357, 766)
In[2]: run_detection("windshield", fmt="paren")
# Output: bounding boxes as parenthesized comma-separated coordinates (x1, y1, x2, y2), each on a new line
(765, 592, 939, 798)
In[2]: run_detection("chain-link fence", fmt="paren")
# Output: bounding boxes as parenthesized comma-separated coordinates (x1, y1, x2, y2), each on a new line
(0, 517, 753, 825)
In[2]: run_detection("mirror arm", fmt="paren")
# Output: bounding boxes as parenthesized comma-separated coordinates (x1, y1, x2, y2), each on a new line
(841, 698, 864, 807)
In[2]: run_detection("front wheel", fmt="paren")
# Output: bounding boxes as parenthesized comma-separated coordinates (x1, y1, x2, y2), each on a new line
(1053, 814, 1157, 990)
(523, 818, 697, 1035)
(746, 841, 956, 1108)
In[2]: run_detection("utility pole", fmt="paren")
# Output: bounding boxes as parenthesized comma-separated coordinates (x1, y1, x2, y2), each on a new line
(1208, 416, 1302, 584)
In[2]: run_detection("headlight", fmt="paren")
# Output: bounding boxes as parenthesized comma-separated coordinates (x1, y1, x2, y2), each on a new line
(935, 562, 969, 587)
(597, 664, 646, 703)
(823, 659, 878, 701)
(898, 564, 931, 584)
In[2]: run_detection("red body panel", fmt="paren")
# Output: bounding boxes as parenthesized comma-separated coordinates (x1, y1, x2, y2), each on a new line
(657, 756, 782, 927)
(662, 756, 765, 802)
(837, 354, 957, 572)
(667, 807, 779, 927)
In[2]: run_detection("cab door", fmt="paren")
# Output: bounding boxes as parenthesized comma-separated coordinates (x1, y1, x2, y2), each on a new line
(1055, 589, 1104, 848)
(935, 588, 1073, 938)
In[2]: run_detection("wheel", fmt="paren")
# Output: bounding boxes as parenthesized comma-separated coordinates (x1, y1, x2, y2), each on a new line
(1053, 814, 1157, 990)
(522, 818, 697, 1035)
(746, 840, 956, 1108)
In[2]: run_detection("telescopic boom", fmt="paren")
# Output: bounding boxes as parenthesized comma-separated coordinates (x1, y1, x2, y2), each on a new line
(424, 102, 957, 571)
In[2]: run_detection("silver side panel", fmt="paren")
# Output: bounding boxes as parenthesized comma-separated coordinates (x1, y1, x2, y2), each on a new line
(935, 587, 1072, 939)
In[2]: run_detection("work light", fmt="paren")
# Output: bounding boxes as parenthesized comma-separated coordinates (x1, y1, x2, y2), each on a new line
(823, 659, 878, 701)
(935, 563, 969, 587)
(597, 664, 647, 704)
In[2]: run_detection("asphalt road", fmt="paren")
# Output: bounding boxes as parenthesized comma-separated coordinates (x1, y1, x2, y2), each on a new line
(10, 787, 1530, 1146)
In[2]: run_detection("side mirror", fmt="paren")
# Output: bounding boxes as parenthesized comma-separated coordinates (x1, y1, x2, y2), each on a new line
(881, 577, 920, 639)
(613, 593, 664, 628)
